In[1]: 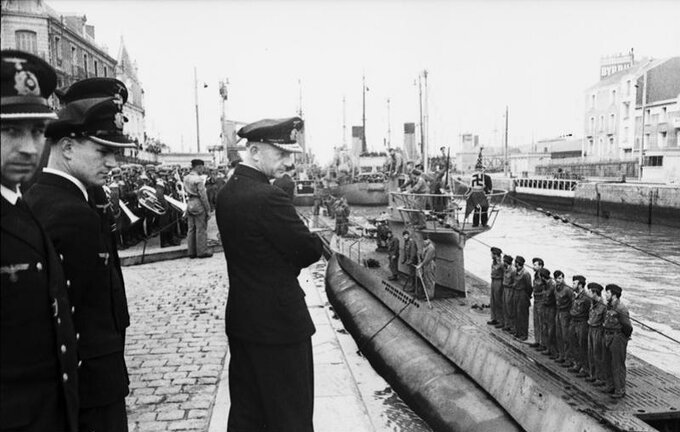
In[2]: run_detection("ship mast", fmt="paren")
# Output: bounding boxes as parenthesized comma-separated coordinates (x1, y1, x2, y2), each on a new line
(342, 96, 347, 148)
(386, 97, 391, 149)
(362, 74, 367, 154)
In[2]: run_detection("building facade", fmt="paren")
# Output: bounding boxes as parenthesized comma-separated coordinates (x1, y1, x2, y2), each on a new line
(115, 38, 145, 148)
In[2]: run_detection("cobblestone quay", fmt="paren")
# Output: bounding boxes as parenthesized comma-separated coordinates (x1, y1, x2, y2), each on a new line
(124, 255, 228, 431)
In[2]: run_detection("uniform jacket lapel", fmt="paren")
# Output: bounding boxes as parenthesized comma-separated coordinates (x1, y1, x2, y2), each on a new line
(1, 196, 45, 256)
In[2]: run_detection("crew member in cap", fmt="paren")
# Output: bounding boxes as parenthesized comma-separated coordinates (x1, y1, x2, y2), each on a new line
(568, 275, 591, 377)
(1, 49, 79, 432)
(465, 153, 493, 227)
(513, 256, 532, 341)
(529, 258, 546, 349)
(586, 282, 607, 386)
(501, 254, 516, 333)
(216, 117, 322, 432)
(487, 247, 504, 327)
(24, 77, 134, 432)
(273, 163, 296, 200)
(602, 284, 632, 398)
(183, 159, 212, 258)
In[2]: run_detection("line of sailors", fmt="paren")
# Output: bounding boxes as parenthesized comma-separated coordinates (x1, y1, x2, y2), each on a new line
(487, 247, 633, 399)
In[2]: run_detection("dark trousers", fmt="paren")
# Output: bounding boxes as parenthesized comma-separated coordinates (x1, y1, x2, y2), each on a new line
(541, 306, 557, 356)
(389, 256, 399, 278)
(604, 332, 628, 394)
(514, 291, 530, 338)
(1, 381, 68, 432)
(490, 278, 504, 323)
(228, 337, 314, 432)
(570, 320, 589, 370)
(556, 310, 571, 361)
(533, 301, 543, 346)
(588, 326, 605, 381)
(79, 399, 128, 432)
(503, 287, 516, 331)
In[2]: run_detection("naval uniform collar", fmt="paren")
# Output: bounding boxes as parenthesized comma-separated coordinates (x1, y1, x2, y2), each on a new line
(43, 167, 88, 201)
(235, 163, 270, 184)
(1, 184, 21, 205)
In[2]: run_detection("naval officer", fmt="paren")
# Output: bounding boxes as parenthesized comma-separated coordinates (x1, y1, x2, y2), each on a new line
(216, 117, 323, 432)
(24, 77, 135, 431)
(1, 49, 79, 432)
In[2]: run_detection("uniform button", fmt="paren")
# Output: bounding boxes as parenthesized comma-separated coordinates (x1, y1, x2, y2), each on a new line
(71, 306, 75, 314)
(59, 254, 64, 261)
(62, 373, 69, 382)
(78, 360, 82, 368)
(61, 344, 67, 354)
(36, 262, 43, 271)
(76, 333, 80, 341)
(57, 318, 61, 325)
(66, 280, 71, 288)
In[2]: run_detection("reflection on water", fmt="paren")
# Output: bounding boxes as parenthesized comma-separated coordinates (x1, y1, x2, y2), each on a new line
(374, 387, 432, 432)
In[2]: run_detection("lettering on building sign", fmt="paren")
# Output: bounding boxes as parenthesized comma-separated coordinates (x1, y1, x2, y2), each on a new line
(600, 62, 632, 79)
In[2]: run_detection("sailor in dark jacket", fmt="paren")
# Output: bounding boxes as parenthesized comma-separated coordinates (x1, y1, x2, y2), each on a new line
(216, 117, 323, 432)
(1, 49, 79, 432)
(24, 78, 135, 432)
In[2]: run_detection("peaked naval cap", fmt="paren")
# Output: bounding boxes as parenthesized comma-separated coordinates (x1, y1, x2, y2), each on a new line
(46, 78, 135, 148)
(238, 116, 304, 153)
(1, 49, 58, 120)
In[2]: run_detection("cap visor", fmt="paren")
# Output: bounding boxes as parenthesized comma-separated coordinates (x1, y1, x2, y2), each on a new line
(87, 134, 137, 148)
(1, 103, 57, 120)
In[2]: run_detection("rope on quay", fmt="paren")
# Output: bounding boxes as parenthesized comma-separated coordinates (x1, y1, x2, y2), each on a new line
(469, 234, 680, 346)
(504, 194, 680, 268)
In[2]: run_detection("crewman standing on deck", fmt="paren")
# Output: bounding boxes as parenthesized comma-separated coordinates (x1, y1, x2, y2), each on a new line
(502, 255, 516, 334)
(554, 270, 573, 366)
(540, 268, 558, 359)
(386, 230, 400, 281)
(585, 282, 607, 387)
(568, 275, 591, 377)
(487, 247, 504, 327)
(513, 256, 532, 341)
(416, 237, 436, 300)
(401, 231, 418, 293)
(529, 258, 546, 350)
(602, 284, 633, 399)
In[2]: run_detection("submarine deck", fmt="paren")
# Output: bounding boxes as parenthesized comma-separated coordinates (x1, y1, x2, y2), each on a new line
(304, 211, 680, 432)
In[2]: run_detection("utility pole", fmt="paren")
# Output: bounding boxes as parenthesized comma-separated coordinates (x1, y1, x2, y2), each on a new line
(297, 78, 303, 117)
(638, 71, 647, 181)
(418, 74, 424, 164)
(194, 66, 201, 153)
(362, 74, 367, 154)
(386, 98, 391, 149)
(423, 69, 429, 168)
(504, 105, 509, 177)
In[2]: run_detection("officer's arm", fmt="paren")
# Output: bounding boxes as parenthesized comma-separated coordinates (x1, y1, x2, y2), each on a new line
(263, 188, 323, 268)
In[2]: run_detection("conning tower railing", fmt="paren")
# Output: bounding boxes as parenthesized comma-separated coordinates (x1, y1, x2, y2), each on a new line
(390, 189, 507, 236)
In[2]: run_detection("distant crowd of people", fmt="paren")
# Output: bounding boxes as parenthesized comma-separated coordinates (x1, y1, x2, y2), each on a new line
(487, 248, 633, 399)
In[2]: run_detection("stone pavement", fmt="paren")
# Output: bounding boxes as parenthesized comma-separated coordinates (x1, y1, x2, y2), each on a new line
(122, 244, 426, 431)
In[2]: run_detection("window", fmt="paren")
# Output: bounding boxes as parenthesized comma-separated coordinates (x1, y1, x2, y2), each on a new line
(15, 30, 37, 54)
(591, 94, 596, 108)
(626, 80, 631, 96)
(651, 113, 659, 125)
(103, 65, 108, 77)
(623, 102, 630, 119)
(609, 113, 615, 133)
(611, 89, 616, 104)
(623, 126, 629, 143)
(53, 36, 62, 63)
(94, 60, 98, 76)
(71, 45, 77, 65)
(83, 53, 88, 76)
(644, 156, 663, 167)
(599, 115, 605, 132)
(658, 131, 667, 148)
(661, 107, 667, 122)
(589, 117, 595, 134)
(609, 137, 615, 154)
(645, 109, 651, 124)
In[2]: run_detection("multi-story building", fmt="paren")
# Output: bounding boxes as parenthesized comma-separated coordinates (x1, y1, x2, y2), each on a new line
(116, 38, 145, 147)
(1, 0, 117, 91)
(634, 57, 680, 183)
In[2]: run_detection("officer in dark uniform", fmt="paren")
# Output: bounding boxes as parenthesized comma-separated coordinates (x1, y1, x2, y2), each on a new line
(1, 49, 79, 432)
(24, 77, 135, 431)
(465, 155, 493, 227)
(568, 275, 591, 377)
(585, 282, 607, 386)
(540, 268, 558, 359)
(501, 254, 516, 333)
(215, 117, 323, 432)
(512, 256, 532, 341)
(487, 247, 504, 327)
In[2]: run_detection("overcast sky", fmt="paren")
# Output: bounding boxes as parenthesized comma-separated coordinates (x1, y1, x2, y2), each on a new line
(52, 0, 680, 163)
